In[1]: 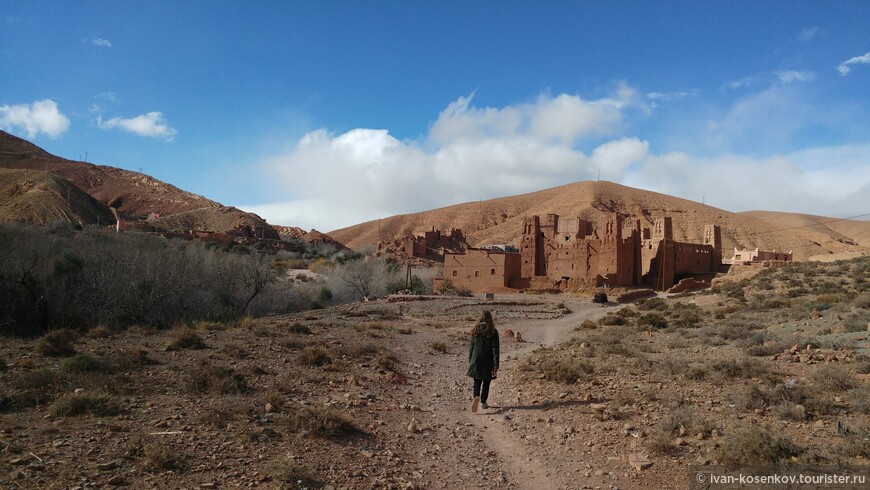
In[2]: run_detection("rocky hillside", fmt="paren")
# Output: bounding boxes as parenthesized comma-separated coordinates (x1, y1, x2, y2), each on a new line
(0, 168, 114, 226)
(0, 130, 277, 237)
(330, 181, 870, 261)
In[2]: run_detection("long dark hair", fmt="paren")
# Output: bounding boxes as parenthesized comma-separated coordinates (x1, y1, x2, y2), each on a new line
(470, 310, 495, 338)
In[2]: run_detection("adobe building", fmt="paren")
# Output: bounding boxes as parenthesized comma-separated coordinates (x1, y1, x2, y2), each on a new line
(728, 247, 792, 264)
(441, 213, 725, 293)
(441, 248, 523, 291)
(378, 227, 468, 260)
(641, 217, 724, 289)
(520, 213, 642, 290)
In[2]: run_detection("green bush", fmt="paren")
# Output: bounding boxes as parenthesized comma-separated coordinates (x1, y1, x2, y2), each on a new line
(60, 353, 107, 373)
(718, 426, 800, 465)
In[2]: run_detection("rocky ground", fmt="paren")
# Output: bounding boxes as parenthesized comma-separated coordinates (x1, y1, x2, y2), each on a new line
(1, 257, 869, 489)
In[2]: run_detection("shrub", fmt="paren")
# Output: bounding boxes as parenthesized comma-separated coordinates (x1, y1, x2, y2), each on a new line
(647, 429, 682, 456)
(848, 385, 870, 414)
(636, 297, 667, 311)
(268, 456, 321, 487)
(299, 346, 332, 366)
(536, 357, 595, 384)
(186, 364, 248, 395)
(50, 392, 119, 417)
(717, 426, 800, 465)
(428, 341, 449, 353)
(839, 429, 870, 458)
(36, 330, 78, 357)
(60, 352, 107, 374)
(710, 357, 768, 380)
(130, 435, 188, 471)
(592, 292, 608, 304)
(287, 406, 359, 437)
(658, 405, 714, 436)
(166, 329, 206, 351)
(810, 364, 858, 392)
(637, 313, 668, 330)
(575, 319, 598, 330)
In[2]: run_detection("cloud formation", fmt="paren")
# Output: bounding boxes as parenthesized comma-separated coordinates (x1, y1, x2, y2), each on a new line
(85, 37, 112, 47)
(246, 87, 868, 232)
(837, 52, 870, 76)
(98, 112, 177, 141)
(0, 99, 70, 138)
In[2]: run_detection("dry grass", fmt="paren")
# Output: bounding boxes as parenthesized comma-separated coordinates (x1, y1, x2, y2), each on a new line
(49, 392, 119, 417)
(36, 329, 78, 357)
(848, 385, 870, 414)
(186, 363, 248, 395)
(128, 434, 188, 472)
(298, 346, 332, 366)
(60, 352, 107, 374)
(717, 426, 800, 465)
(810, 364, 858, 392)
(287, 405, 360, 437)
(165, 328, 207, 351)
(522, 350, 595, 384)
(268, 455, 321, 487)
(428, 341, 449, 353)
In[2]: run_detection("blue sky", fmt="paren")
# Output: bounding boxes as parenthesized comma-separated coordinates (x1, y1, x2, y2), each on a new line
(1, 1, 868, 231)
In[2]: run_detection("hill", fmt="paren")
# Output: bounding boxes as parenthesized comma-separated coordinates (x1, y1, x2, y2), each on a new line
(330, 181, 870, 261)
(741, 210, 870, 248)
(0, 168, 114, 226)
(0, 130, 277, 238)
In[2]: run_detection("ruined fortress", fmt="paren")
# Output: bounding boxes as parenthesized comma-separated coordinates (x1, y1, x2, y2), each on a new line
(442, 213, 725, 292)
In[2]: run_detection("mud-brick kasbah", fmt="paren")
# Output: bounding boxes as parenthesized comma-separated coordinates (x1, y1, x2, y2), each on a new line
(436, 213, 733, 293)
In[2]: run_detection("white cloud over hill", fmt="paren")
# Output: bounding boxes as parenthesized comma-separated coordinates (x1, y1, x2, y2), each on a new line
(0, 99, 70, 139)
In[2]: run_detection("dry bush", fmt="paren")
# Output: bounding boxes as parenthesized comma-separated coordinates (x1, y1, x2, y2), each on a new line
(197, 399, 251, 427)
(280, 338, 307, 350)
(10, 368, 62, 407)
(36, 330, 78, 357)
(397, 327, 414, 334)
(287, 405, 359, 437)
(286, 322, 312, 335)
(810, 364, 858, 392)
(575, 319, 598, 330)
(186, 363, 248, 395)
(86, 326, 114, 338)
(428, 341, 449, 353)
(838, 428, 870, 458)
(128, 434, 188, 472)
(717, 426, 800, 465)
(60, 352, 107, 374)
(219, 343, 249, 359)
(770, 403, 807, 421)
(50, 392, 119, 417)
(848, 385, 870, 414)
(647, 429, 682, 456)
(104, 348, 155, 370)
(658, 405, 714, 436)
(376, 353, 397, 371)
(268, 455, 321, 487)
(166, 328, 207, 350)
(637, 312, 668, 330)
(299, 346, 332, 366)
(710, 357, 769, 381)
(735, 381, 832, 417)
(522, 352, 594, 384)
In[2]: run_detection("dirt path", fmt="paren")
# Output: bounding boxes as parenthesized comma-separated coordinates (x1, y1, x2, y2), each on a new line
(408, 296, 612, 489)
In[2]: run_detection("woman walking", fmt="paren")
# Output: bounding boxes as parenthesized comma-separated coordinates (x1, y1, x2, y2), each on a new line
(467, 310, 499, 412)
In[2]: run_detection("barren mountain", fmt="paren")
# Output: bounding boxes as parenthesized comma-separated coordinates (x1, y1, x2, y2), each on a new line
(330, 181, 870, 261)
(0, 168, 114, 226)
(741, 210, 870, 248)
(0, 130, 277, 237)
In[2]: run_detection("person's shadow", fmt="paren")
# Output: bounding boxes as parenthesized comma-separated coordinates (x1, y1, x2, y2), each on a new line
(480, 398, 597, 415)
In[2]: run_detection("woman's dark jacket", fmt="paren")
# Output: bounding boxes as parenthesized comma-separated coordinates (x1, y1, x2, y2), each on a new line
(467, 323, 499, 380)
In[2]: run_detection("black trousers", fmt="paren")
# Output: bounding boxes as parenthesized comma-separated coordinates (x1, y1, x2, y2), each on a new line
(473, 378, 491, 403)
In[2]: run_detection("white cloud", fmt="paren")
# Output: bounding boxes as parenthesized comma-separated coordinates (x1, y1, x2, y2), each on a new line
(0, 99, 70, 138)
(623, 144, 870, 218)
(248, 88, 869, 232)
(95, 91, 118, 102)
(798, 26, 819, 43)
(776, 70, 814, 83)
(83, 37, 112, 47)
(98, 112, 177, 141)
(837, 52, 870, 76)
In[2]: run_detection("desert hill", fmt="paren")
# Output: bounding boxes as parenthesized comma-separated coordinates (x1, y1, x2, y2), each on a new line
(0, 130, 277, 238)
(330, 181, 870, 261)
(741, 210, 870, 248)
(0, 168, 114, 225)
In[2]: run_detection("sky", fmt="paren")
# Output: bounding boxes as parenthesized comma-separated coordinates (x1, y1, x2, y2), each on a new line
(1, 1, 869, 231)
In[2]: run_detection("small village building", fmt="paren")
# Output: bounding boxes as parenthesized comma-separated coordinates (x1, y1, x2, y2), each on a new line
(442, 248, 522, 291)
(729, 248, 793, 264)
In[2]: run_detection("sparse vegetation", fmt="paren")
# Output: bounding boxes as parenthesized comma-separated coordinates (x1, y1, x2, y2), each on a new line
(49, 392, 119, 417)
(287, 405, 360, 437)
(810, 364, 858, 392)
(36, 329, 78, 356)
(299, 345, 332, 366)
(717, 426, 800, 466)
(166, 328, 207, 351)
(186, 363, 248, 394)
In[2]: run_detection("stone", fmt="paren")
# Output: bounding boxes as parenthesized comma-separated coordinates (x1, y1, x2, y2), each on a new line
(407, 419, 418, 433)
(696, 432, 705, 441)
(264, 403, 274, 414)
(107, 475, 126, 486)
(675, 438, 688, 446)
(628, 453, 653, 470)
(514, 332, 524, 342)
(97, 461, 117, 471)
